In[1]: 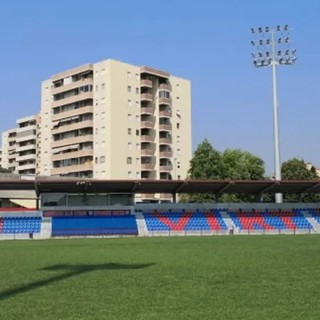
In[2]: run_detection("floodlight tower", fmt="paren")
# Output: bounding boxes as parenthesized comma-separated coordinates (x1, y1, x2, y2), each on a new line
(251, 25, 296, 203)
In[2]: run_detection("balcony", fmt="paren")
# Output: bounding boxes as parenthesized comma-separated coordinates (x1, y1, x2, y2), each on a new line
(16, 154, 37, 162)
(52, 78, 93, 95)
(159, 97, 172, 105)
(159, 110, 171, 118)
(141, 149, 154, 156)
(15, 144, 36, 153)
(17, 163, 36, 172)
(52, 106, 93, 122)
(141, 135, 154, 143)
(52, 135, 94, 149)
(16, 135, 37, 143)
(159, 151, 172, 158)
(140, 121, 154, 129)
(52, 149, 93, 161)
(141, 163, 154, 171)
(159, 137, 172, 144)
(140, 79, 153, 88)
(51, 162, 93, 175)
(51, 92, 93, 108)
(159, 83, 172, 91)
(159, 124, 172, 131)
(140, 107, 154, 115)
(16, 124, 37, 133)
(140, 93, 153, 101)
(52, 120, 94, 134)
(159, 165, 172, 172)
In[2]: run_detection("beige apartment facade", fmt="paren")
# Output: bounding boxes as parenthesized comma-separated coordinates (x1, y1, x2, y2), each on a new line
(1, 115, 39, 175)
(38, 59, 192, 201)
(1, 128, 17, 173)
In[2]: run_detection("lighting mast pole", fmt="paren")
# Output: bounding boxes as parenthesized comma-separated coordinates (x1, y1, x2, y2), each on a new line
(251, 25, 296, 203)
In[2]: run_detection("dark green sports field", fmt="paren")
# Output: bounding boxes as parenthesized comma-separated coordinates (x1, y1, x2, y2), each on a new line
(0, 235, 319, 320)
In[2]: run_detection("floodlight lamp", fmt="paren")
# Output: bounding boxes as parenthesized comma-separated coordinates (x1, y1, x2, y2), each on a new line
(277, 50, 282, 56)
(292, 49, 297, 54)
(258, 52, 263, 58)
(266, 39, 270, 44)
(251, 40, 255, 46)
(277, 25, 281, 31)
(278, 38, 282, 43)
(266, 52, 270, 57)
(251, 28, 255, 33)
(259, 40, 263, 45)
(258, 27, 263, 33)
(285, 37, 289, 43)
(285, 50, 290, 55)
(284, 24, 289, 31)
(265, 27, 270, 32)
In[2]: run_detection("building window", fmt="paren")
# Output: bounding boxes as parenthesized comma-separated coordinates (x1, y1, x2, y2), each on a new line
(128, 171, 133, 179)
(100, 156, 105, 163)
(128, 142, 132, 150)
(127, 86, 131, 93)
(128, 128, 132, 135)
(128, 114, 132, 121)
(136, 129, 139, 136)
(136, 87, 139, 94)
(127, 71, 132, 78)
(177, 123, 180, 129)
(95, 157, 98, 164)
(101, 83, 105, 90)
(136, 143, 140, 150)
(101, 69, 105, 75)
(127, 157, 132, 164)
(136, 172, 140, 178)
(128, 99, 132, 107)
(136, 158, 140, 165)
(95, 85, 98, 92)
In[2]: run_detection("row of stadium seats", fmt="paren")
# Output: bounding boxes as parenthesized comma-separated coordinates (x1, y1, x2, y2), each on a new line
(143, 209, 314, 232)
(51, 216, 138, 236)
(0, 217, 41, 234)
(1, 208, 319, 236)
(296, 208, 320, 224)
(143, 210, 228, 231)
(228, 210, 313, 230)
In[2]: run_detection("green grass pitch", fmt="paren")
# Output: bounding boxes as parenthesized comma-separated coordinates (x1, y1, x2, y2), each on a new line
(0, 235, 319, 320)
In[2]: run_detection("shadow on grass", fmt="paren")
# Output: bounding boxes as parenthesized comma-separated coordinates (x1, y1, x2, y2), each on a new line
(0, 262, 154, 301)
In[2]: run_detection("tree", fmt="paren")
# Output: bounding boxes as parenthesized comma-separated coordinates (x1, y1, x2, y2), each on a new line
(281, 158, 319, 202)
(219, 149, 265, 202)
(219, 149, 265, 180)
(0, 167, 12, 174)
(179, 139, 221, 203)
(179, 140, 266, 203)
(188, 139, 221, 179)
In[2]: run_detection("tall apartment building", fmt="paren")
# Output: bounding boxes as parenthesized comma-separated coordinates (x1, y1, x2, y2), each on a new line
(1, 128, 17, 172)
(40, 59, 191, 183)
(1, 115, 39, 175)
(15, 115, 38, 175)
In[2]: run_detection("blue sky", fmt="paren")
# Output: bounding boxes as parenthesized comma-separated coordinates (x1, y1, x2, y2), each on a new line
(0, 0, 319, 174)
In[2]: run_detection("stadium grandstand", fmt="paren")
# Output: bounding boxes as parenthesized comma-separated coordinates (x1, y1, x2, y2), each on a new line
(1, 174, 320, 239)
